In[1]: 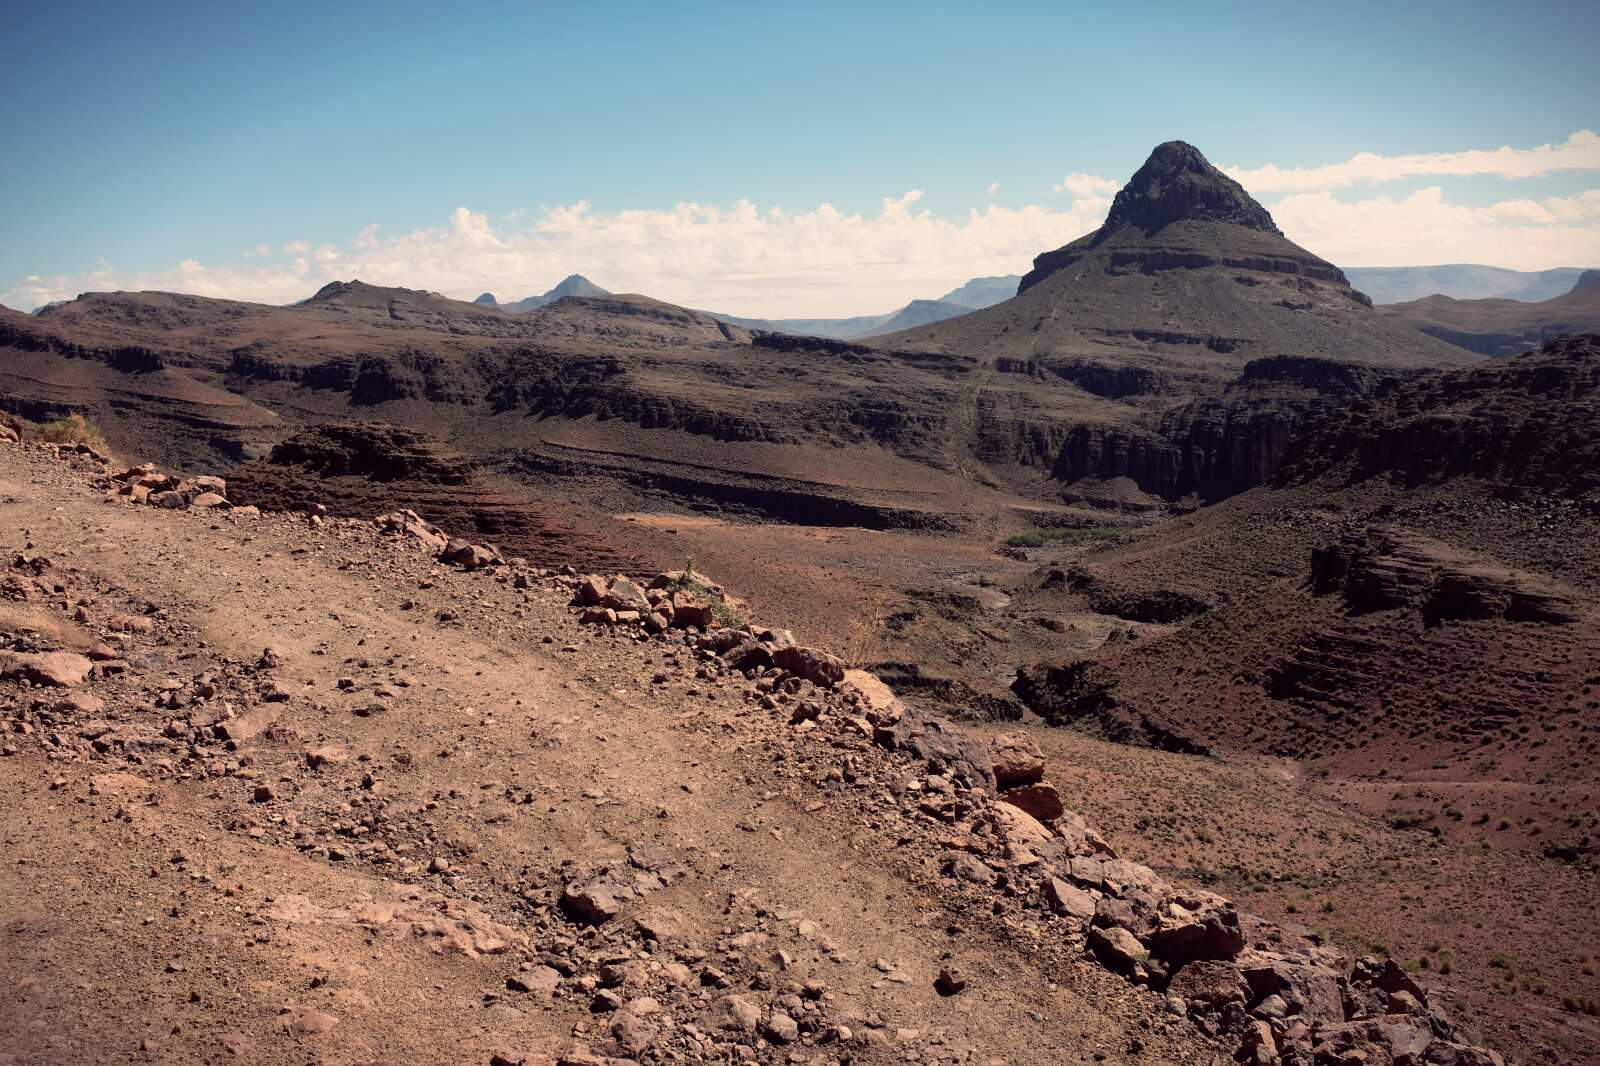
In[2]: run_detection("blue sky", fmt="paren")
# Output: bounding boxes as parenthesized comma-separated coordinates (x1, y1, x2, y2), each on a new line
(4, 0, 1598, 314)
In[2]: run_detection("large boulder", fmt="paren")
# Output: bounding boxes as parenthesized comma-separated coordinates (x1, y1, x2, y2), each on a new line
(840, 669, 904, 724)
(1241, 950, 1326, 1017)
(772, 645, 846, 688)
(669, 593, 716, 630)
(112, 463, 158, 483)
(990, 732, 1046, 788)
(441, 539, 502, 570)
(1088, 925, 1149, 977)
(1146, 893, 1246, 965)
(990, 801, 1055, 849)
(573, 575, 608, 606)
(178, 475, 228, 502)
(560, 881, 631, 925)
(375, 509, 449, 553)
(722, 640, 773, 672)
(1043, 877, 1097, 921)
(1311, 1019, 1436, 1066)
(889, 711, 996, 790)
(0, 651, 94, 687)
(1167, 959, 1248, 1007)
(1056, 811, 1118, 858)
(704, 993, 761, 1034)
(602, 576, 651, 612)
(999, 781, 1065, 823)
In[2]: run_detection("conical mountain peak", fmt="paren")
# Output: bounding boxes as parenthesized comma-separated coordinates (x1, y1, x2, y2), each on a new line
(1101, 140, 1281, 236)
(1016, 141, 1315, 294)
(547, 274, 608, 299)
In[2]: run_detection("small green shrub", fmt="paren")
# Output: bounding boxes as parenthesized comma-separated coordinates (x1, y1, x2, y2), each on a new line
(1002, 524, 1139, 550)
(664, 565, 746, 630)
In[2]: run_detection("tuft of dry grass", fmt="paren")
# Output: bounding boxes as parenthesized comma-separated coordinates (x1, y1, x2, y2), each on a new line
(34, 413, 110, 453)
(840, 593, 895, 667)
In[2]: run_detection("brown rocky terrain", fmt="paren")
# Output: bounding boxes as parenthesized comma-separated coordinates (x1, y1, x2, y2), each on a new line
(1003, 336, 1600, 1061)
(1, 435, 1514, 1066)
(0, 143, 1476, 523)
(2, 141, 1595, 1066)
(1379, 270, 1600, 357)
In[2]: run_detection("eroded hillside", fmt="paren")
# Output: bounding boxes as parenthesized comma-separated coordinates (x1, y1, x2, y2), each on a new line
(1, 435, 1520, 1066)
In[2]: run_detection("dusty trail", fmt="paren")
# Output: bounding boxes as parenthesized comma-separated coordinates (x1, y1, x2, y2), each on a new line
(0, 446, 1213, 1066)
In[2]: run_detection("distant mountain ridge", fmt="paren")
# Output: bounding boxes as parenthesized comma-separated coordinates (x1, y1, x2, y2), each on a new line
(1346, 264, 1594, 305)
(476, 274, 610, 313)
(0, 139, 1480, 522)
(936, 275, 1021, 309)
(1378, 268, 1600, 357)
(463, 273, 1019, 339)
(706, 275, 1023, 340)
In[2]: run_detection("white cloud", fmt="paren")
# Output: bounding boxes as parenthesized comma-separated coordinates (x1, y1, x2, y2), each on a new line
(1226, 129, 1600, 193)
(3, 195, 1112, 317)
(1054, 172, 1119, 198)
(1271, 186, 1600, 269)
(986, 181, 1001, 197)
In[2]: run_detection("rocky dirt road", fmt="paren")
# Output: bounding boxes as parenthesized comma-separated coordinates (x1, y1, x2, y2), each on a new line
(0, 444, 1215, 1066)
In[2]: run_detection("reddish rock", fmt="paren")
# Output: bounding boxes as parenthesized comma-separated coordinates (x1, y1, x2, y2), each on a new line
(1044, 877, 1097, 921)
(0, 651, 94, 687)
(670, 594, 715, 630)
(705, 993, 760, 1034)
(1147, 894, 1246, 965)
(1000, 780, 1065, 823)
(1167, 959, 1248, 1007)
(602, 576, 650, 612)
(991, 732, 1046, 788)
(441, 539, 501, 569)
(560, 881, 628, 925)
(211, 704, 282, 743)
(772, 645, 846, 687)
(990, 802, 1054, 848)
(1088, 924, 1148, 977)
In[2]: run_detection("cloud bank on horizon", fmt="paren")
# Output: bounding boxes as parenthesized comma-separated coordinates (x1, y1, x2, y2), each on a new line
(1221, 130, 1600, 193)
(7, 132, 1600, 317)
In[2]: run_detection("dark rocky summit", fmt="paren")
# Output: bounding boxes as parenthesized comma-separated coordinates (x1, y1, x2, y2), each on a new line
(1102, 140, 1283, 236)
(1018, 141, 1325, 295)
(1020, 140, 1284, 293)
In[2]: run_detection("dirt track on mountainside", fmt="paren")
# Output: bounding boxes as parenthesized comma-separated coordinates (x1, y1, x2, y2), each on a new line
(0, 444, 1216, 1066)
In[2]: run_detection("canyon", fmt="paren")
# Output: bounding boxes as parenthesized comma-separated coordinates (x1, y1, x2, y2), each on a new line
(3, 141, 1598, 1065)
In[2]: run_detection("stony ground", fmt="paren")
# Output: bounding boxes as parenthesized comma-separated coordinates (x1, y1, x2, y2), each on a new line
(0, 443, 1220, 1066)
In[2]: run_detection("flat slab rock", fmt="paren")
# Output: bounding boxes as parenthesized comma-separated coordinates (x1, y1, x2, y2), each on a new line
(0, 650, 94, 687)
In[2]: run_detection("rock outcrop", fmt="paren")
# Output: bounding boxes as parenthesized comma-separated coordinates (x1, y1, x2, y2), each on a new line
(1310, 526, 1581, 625)
(1277, 332, 1600, 500)
(1, 438, 1508, 1066)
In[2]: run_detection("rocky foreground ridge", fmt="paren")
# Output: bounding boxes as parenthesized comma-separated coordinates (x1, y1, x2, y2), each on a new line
(1, 429, 1504, 1066)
